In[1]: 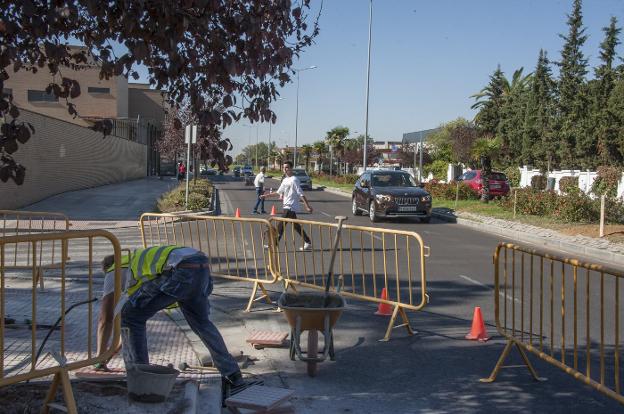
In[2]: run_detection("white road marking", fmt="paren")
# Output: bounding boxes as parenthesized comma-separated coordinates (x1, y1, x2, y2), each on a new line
(459, 274, 520, 304)
(319, 211, 332, 218)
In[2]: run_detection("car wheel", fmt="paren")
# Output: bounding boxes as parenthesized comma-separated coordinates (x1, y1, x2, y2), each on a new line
(352, 198, 361, 216)
(421, 216, 431, 224)
(369, 201, 378, 223)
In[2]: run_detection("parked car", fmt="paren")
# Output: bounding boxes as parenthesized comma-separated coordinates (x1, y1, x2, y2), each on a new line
(456, 170, 510, 198)
(351, 170, 432, 223)
(233, 166, 241, 177)
(292, 168, 312, 190)
(200, 167, 217, 176)
(242, 165, 253, 176)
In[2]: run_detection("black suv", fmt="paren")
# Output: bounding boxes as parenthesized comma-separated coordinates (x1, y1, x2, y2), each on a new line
(351, 170, 432, 223)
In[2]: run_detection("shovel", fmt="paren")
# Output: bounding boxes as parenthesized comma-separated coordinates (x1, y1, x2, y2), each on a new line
(323, 216, 347, 307)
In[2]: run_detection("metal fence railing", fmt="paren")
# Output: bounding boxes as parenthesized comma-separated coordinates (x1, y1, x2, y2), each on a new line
(0, 230, 122, 413)
(481, 242, 624, 405)
(0, 210, 71, 290)
(139, 213, 279, 311)
(268, 216, 430, 341)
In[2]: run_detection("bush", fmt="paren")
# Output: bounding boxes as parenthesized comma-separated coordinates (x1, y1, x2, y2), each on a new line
(157, 179, 213, 212)
(553, 192, 596, 223)
(425, 159, 449, 181)
(592, 166, 622, 198)
(530, 175, 547, 190)
(497, 188, 558, 216)
(503, 166, 520, 187)
(604, 198, 624, 224)
(558, 176, 579, 194)
(424, 182, 479, 200)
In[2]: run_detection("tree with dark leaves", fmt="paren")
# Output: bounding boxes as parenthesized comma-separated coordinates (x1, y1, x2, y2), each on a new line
(0, 0, 320, 184)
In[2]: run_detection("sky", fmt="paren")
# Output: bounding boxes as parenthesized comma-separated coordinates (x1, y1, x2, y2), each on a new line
(133, 0, 624, 158)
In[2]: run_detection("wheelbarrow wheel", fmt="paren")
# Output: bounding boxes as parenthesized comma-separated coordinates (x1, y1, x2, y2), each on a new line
(307, 330, 318, 377)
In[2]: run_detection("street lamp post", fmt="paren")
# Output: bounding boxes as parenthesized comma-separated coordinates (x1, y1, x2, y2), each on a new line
(363, 0, 373, 171)
(294, 65, 317, 167)
(268, 97, 285, 169)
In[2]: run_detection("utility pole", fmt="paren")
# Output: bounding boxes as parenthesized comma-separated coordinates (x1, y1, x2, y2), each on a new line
(185, 124, 197, 208)
(363, 0, 373, 171)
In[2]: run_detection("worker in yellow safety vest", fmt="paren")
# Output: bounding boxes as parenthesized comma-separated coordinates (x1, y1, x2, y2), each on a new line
(96, 245, 259, 392)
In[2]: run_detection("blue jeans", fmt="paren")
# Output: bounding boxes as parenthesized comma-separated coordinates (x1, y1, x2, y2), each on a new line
(253, 187, 265, 212)
(121, 254, 239, 377)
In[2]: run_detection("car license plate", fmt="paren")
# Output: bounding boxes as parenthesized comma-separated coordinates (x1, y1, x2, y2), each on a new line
(491, 184, 501, 189)
(399, 206, 419, 212)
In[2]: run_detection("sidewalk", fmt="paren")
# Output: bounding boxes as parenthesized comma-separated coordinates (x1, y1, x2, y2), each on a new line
(314, 183, 624, 269)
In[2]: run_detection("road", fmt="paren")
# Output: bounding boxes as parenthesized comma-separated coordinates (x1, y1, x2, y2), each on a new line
(209, 173, 623, 412)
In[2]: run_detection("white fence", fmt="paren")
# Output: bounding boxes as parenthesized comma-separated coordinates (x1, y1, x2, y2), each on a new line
(518, 166, 624, 198)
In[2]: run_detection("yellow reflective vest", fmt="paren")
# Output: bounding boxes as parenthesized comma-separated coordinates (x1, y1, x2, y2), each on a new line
(107, 246, 180, 295)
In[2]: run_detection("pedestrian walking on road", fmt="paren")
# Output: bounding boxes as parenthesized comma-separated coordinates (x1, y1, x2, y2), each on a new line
(261, 161, 313, 250)
(252, 166, 267, 214)
(96, 246, 259, 393)
(177, 162, 186, 183)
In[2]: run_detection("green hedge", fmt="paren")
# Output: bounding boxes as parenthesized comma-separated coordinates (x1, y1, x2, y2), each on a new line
(157, 179, 213, 212)
(424, 182, 480, 200)
(496, 188, 624, 224)
(558, 176, 579, 194)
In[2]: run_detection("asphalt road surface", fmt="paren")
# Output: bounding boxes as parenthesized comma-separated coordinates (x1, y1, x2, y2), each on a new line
(210, 173, 623, 412)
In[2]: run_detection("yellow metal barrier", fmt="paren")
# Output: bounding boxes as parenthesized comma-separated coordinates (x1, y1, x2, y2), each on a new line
(482, 242, 624, 405)
(0, 230, 122, 414)
(139, 213, 279, 311)
(0, 210, 71, 290)
(268, 216, 429, 341)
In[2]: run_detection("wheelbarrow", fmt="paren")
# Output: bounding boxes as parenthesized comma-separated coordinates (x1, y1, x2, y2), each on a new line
(278, 216, 347, 377)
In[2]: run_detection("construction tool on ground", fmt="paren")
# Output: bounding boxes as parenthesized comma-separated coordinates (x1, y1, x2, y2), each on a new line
(278, 216, 347, 377)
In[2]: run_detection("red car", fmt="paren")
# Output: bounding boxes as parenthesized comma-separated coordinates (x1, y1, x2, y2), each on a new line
(457, 170, 510, 198)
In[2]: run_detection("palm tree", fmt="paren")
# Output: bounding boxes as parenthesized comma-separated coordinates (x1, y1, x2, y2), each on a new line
(471, 136, 501, 203)
(301, 144, 313, 172)
(312, 141, 327, 172)
(325, 126, 350, 175)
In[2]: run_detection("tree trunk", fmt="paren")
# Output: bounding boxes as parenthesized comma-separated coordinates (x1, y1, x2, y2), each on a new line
(480, 156, 491, 203)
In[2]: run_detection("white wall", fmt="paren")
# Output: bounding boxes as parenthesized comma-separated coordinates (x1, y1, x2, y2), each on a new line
(518, 166, 624, 198)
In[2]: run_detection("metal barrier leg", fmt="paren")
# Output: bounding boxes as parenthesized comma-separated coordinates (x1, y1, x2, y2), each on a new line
(37, 267, 45, 291)
(380, 305, 415, 342)
(480, 340, 544, 383)
(245, 282, 273, 312)
(41, 369, 78, 414)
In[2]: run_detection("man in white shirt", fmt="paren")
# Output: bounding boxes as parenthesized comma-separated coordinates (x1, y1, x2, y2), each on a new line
(252, 166, 267, 214)
(261, 161, 313, 250)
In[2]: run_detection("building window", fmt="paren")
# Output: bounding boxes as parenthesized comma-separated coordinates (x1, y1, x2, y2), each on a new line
(88, 87, 110, 94)
(2, 88, 12, 98)
(27, 90, 58, 102)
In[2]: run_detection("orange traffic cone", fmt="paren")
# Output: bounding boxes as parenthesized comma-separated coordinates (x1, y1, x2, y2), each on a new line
(465, 306, 489, 341)
(235, 208, 241, 218)
(270, 205, 277, 216)
(374, 288, 393, 316)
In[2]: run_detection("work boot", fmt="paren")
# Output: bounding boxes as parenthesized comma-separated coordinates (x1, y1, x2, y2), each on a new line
(221, 371, 264, 406)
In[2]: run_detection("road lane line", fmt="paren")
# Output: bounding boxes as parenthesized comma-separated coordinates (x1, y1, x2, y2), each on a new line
(319, 211, 332, 218)
(458, 274, 520, 304)
(459, 274, 488, 288)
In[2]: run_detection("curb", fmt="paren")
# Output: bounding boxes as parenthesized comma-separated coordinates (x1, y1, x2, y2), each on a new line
(432, 211, 624, 268)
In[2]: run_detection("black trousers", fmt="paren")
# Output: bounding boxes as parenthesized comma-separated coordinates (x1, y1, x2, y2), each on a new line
(276, 209, 311, 244)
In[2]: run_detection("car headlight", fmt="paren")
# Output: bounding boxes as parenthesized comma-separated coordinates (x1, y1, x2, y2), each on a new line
(420, 195, 432, 202)
(375, 194, 392, 202)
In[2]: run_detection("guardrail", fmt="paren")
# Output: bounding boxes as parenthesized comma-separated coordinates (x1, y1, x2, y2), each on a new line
(139, 213, 279, 311)
(0, 210, 71, 290)
(268, 216, 429, 341)
(482, 242, 624, 405)
(0, 230, 122, 414)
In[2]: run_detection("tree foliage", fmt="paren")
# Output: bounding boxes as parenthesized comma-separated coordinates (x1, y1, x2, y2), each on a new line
(1, 0, 319, 184)
(469, 0, 624, 172)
